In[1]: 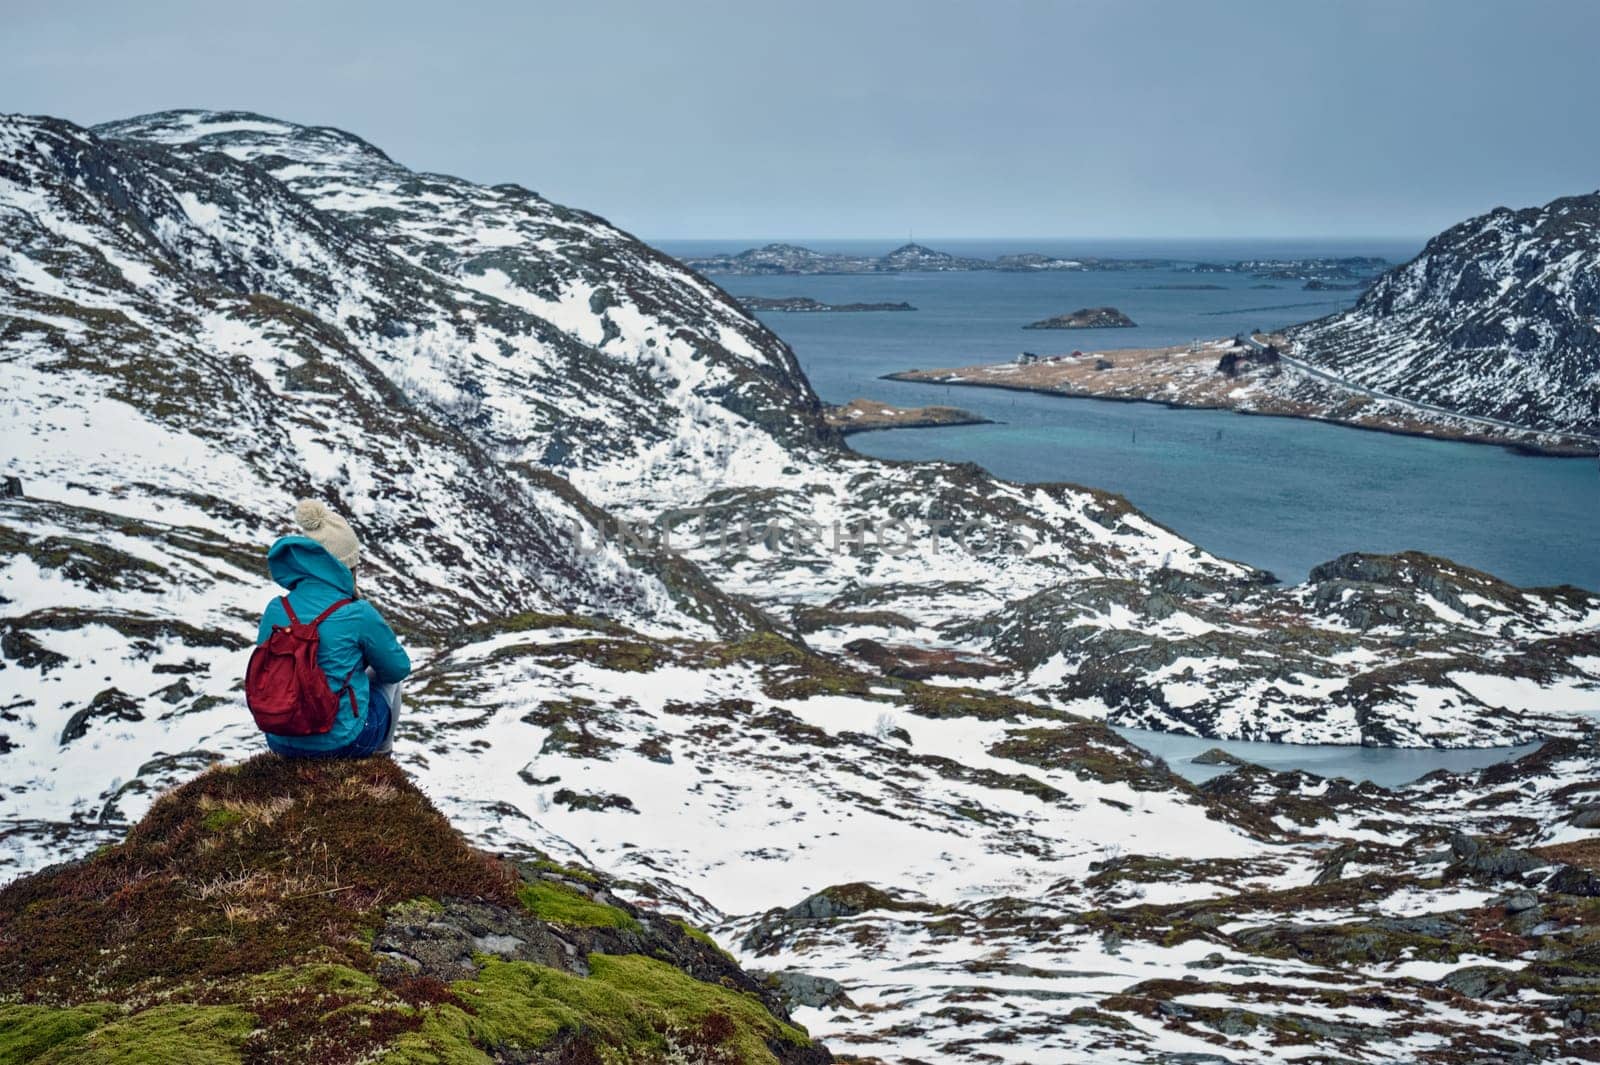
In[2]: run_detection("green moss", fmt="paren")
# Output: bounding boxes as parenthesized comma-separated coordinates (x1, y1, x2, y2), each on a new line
(515, 881, 641, 932)
(706, 631, 810, 667)
(0, 1004, 118, 1064)
(907, 684, 1043, 721)
(26, 1005, 253, 1064)
(0, 756, 515, 1002)
(565, 638, 666, 673)
(0, 757, 807, 1064)
(385, 955, 808, 1064)
(388, 897, 447, 919)
(526, 857, 600, 886)
(201, 808, 243, 831)
(791, 606, 917, 634)
(229, 961, 382, 998)
(673, 919, 736, 962)
(199, 964, 423, 1062)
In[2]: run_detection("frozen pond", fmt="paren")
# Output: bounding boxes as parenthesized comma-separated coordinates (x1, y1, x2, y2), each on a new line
(1113, 725, 1542, 787)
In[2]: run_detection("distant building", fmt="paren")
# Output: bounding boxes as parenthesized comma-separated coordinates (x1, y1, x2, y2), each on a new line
(1016, 351, 1039, 365)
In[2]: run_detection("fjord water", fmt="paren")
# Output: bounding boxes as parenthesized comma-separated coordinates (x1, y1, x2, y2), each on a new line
(1113, 727, 1541, 786)
(661, 239, 1594, 781)
(665, 238, 1600, 592)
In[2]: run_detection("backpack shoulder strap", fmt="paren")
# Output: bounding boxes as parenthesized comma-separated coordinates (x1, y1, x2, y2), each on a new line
(279, 595, 301, 626)
(309, 597, 356, 629)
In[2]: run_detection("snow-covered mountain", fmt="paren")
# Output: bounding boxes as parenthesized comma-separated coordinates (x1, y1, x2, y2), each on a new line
(1289, 190, 1600, 437)
(4, 108, 1600, 817)
(6, 108, 1600, 1062)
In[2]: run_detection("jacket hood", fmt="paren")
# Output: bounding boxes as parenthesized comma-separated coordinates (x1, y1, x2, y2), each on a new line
(267, 535, 356, 595)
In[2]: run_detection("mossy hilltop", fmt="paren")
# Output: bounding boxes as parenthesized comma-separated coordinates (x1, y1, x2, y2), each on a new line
(0, 756, 827, 1064)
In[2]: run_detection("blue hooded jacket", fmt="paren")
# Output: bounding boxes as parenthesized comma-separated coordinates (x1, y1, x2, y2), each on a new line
(256, 536, 411, 752)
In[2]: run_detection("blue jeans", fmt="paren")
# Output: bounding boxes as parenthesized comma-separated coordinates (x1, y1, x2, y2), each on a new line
(268, 683, 391, 759)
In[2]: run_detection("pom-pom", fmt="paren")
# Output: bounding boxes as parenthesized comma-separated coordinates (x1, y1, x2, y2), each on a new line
(294, 499, 329, 531)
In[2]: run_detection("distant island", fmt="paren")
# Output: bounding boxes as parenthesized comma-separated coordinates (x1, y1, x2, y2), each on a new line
(1193, 256, 1389, 285)
(1024, 306, 1137, 329)
(739, 296, 916, 313)
(681, 242, 1389, 280)
(823, 397, 992, 435)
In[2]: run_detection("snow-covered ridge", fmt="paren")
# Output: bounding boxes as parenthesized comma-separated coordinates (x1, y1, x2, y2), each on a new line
(1289, 189, 1600, 437)
(4, 105, 1600, 893)
(6, 108, 1600, 1062)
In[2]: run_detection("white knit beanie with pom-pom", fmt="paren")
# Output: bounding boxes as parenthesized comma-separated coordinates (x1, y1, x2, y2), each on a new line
(294, 499, 361, 570)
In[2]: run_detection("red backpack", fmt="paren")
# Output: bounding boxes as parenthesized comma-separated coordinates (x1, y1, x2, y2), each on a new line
(245, 596, 357, 736)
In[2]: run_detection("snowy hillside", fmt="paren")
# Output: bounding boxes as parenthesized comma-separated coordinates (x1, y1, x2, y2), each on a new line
(3, 111, 1600, 850)
(1289, 190, 1600, 437)
(6, 107, 1600, 1062)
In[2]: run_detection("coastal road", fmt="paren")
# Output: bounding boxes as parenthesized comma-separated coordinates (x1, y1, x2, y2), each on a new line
(1248, 334, 1600, 448)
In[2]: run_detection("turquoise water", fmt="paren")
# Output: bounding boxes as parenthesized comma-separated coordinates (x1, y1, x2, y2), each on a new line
(665, 239, 1600, 590)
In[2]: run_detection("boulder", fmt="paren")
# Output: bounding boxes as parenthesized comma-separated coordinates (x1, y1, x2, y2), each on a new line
(1192, 748, 1245, 766)
(758, 970, 856, 1010)
(1440, 964, 1518, 1000)
(1450, 831, 1548, 878)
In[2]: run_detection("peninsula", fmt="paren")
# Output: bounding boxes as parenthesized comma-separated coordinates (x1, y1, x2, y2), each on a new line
(823, 397, 992, 434)
(886, 335, 1599, 456)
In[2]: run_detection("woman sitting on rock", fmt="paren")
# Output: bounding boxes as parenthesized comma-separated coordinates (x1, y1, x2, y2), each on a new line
(249, 500, 410, 758)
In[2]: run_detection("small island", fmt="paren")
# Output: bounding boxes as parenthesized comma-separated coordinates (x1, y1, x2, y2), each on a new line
(1023, 306, 1137, 329)
(824, 397, 992, 435)
(739, 296, 917, 313)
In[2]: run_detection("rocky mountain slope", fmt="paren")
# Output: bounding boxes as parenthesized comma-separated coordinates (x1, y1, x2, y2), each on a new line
(14, 613, 1600, 1062)
(2, 111, 1599, 855)
(4, 108, 1600, 1062)
(1288, 190, 1600, 438)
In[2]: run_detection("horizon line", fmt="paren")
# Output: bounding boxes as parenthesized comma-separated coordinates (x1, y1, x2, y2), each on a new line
(641, 233, 1432, 244)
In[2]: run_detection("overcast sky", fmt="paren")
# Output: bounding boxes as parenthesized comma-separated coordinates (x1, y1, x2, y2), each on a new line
(8, 0, 1598, 240)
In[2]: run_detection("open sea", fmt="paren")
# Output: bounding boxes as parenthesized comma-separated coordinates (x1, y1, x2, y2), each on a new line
(663, 238, 1600, 592)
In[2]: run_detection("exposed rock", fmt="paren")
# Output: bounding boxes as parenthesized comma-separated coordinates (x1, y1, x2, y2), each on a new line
(1288, 189, 1600, 439)
(550, 788, 637, 813)
(1440, 964, 1519, 1000)
(1450, 831, 1548, 878)
(1024, 306, 1137, 329)
(758, 970, 857, 1010)
(374, 897, 571, 981)
(785, 883, 927, 920)
(1545, 864, 1600, 897)
(1192, 748, 1245, 766)
(1502, 891, 1539, 914)
(59, 687, 143, 745)
(843, 637, 1009, 679)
